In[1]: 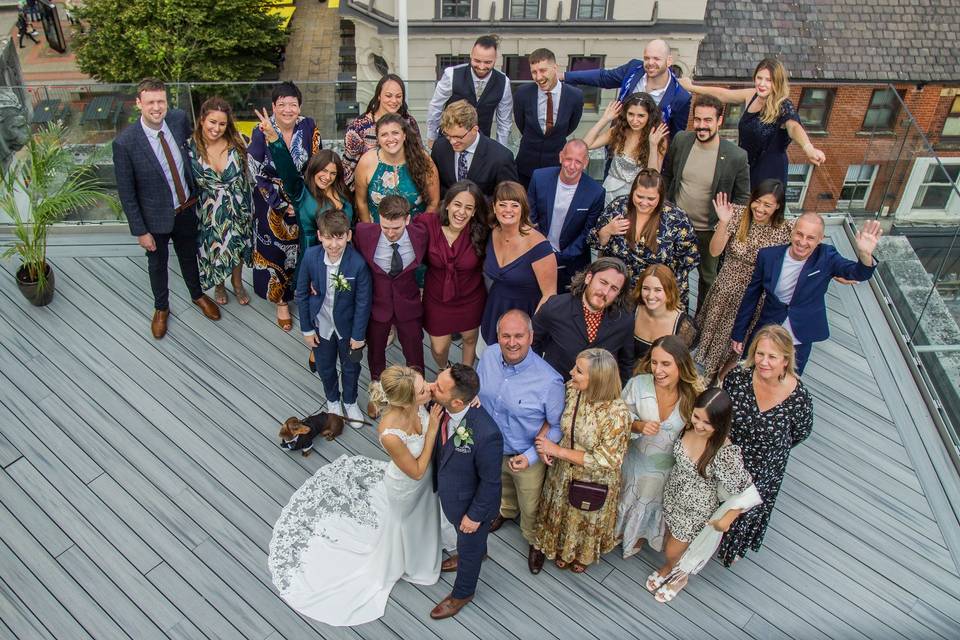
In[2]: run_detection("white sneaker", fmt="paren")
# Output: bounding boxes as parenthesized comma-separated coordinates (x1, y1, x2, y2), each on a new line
(327, 400, 345, 418)
(343, 402, 365, 427)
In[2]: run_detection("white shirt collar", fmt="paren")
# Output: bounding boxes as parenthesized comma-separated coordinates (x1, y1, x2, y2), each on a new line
(140, 117, 169, 139)
(324, 252, 344, 269)
(448, 403, 471, 423)
(541, 81, 562, 98)
(461, 132, 481, 156)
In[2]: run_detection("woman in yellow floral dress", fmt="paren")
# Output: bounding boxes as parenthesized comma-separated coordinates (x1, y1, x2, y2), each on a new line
(533, 349, 631, 573)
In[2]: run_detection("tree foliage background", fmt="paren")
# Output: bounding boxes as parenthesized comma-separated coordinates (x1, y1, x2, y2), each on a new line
(74, 0, 288, 83)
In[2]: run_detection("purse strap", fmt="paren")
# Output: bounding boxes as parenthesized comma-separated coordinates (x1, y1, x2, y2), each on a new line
(569, 392, 582, 448)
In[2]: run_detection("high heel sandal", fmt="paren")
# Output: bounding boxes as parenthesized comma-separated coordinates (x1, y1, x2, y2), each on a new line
(276, 303, 292, 331)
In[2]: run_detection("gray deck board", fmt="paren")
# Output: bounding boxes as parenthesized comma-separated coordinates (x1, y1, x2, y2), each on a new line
(2, 224, 960, 639)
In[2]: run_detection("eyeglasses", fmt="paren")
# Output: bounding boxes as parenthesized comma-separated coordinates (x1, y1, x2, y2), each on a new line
(441, 127, 475, 143)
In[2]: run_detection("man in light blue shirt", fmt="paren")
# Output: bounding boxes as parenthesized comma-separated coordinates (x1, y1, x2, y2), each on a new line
(477, 309, 564, 573)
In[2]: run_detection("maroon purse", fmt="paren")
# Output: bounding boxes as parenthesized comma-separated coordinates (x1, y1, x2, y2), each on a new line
(566, 394, 608, 512)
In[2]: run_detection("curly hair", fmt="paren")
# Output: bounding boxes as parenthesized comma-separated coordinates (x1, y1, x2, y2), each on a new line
(568, 257, 631, 312)
(304, 149, 349, 209)
(375, 113, 434, 208)
(440, 180, 490, 258)
(608, 92, 665, 167)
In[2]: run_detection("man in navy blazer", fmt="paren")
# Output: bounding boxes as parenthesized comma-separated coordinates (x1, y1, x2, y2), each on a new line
(429, 364, 503, 620)
(527, 139, 604, 292)
(731, 214, 883, 374)
(513, 48, 584, 187)
(562, 39, 691, 139)
(113, 77, 220, 339)
(295, 210, 372, 425)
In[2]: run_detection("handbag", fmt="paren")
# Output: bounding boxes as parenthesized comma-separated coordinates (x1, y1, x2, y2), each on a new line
(566, 394, 609, 512)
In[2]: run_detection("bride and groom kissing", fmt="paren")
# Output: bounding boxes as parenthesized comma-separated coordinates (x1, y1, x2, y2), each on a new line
(268, 363, 503, 626)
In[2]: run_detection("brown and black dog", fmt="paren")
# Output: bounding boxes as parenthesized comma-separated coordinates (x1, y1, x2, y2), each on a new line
(279, 412, 345, 456)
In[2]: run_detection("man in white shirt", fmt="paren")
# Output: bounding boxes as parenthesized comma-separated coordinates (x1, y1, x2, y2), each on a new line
(426, 35, 513, 147)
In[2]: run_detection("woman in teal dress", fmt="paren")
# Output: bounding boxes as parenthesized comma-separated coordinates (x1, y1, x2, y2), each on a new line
(189, 97, 253, 305)
(353, 113, 439, 223)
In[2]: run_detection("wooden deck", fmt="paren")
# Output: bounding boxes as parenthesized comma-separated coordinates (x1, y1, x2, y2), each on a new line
(1, 222, 959, 639)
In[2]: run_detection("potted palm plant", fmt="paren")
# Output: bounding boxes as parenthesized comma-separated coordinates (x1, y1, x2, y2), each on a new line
(1, 122, 114, 306)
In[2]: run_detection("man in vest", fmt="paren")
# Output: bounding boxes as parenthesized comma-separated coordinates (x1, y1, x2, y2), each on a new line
(426, 34, 513, 147)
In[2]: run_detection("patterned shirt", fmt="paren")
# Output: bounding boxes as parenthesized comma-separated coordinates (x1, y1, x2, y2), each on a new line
(583, 302, 604, 343)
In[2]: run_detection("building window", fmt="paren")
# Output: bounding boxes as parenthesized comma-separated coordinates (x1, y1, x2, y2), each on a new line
(436, 55, 470, 81)
(440, 0, 472, 18)
(797, 88, 834, 130)
(786, 164, 812, 207)
(943, 96, 960, 137)
(912, 163, 960, 210)
(837, 164, 877, 210)
(568, 55, 604, 111)
(720, 100, 743, 131)
(508, 0, 541, 19)
(575, 0, 608, 19)
(503, 54, 531, 93)
(862, 89, 901, 131)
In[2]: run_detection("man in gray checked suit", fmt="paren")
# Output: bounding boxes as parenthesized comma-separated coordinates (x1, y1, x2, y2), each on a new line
(113, 78, 220, 339)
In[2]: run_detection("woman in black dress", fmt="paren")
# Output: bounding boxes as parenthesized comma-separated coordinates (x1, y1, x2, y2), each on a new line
(718, 324, 813, 566)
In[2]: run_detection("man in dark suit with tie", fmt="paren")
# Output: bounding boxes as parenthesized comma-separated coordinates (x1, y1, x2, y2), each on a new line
(513, 48, 584, 187)
(731, 214, 882, 374)
(352, 195, 427, 417)
(113, 77, 220, 339)
(527, 139, 605, 292)
(431, 100, 518, 199)
(429, 363, 502, 619)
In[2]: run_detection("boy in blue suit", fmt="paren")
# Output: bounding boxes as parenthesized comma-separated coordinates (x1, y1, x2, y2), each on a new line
(296, 210, 373, 425)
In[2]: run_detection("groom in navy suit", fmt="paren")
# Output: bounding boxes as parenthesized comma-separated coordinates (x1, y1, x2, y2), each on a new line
(429, 364, 503, 619)
(731, 214, 882, 374)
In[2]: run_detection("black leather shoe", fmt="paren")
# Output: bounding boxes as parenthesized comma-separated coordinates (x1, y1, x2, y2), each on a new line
(528, 545, 545, 574)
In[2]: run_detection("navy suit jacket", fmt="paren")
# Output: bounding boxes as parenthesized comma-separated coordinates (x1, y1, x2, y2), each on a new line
(433, 405, 503, 526)
(564, 63, 691, 138)
(732, 243, 877, 346)
(431, 133, 518, 198)
(294, 244, 372, 342)
(513, 83, 583, 181)
(113, 110, 196, 236)
(527, 167, 604, 277)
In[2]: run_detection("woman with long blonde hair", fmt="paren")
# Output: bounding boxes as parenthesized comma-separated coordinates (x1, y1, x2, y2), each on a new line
(679, 58, 826, 187)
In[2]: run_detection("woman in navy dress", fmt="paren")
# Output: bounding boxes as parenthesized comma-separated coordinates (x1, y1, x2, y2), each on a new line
(679, 58, 826, 186)
(480, 181, 557, 345)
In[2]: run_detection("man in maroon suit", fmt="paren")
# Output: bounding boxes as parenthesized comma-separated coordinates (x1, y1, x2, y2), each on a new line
(353, 195, 428, 417)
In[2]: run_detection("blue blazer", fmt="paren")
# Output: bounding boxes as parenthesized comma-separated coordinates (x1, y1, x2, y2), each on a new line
(527, 167, 604, 275)
(433, 405, 503, 525)
(565, 62, 691, 138)
(513, 83, 584, 180)
(732, 243, 877, 346)
(112, 110, 196, 236)
(294, 244, 372, 343)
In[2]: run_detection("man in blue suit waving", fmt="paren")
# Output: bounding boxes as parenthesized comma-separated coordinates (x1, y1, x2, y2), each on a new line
(731, 214, 883, 374)
(429, 364, 503, 620)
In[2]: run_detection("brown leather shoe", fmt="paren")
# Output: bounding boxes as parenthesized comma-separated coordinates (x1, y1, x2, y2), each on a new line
(151, 310, 169, 339)
(430, 594, 473, 620)
(489, 513, 507, 533)
(193, 294, 221, 320)
(441, 555, 459, 572)
(528, 545, 545, 574)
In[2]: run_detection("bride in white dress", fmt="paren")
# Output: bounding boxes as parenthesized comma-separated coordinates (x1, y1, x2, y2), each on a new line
(268, 366, 445, 626)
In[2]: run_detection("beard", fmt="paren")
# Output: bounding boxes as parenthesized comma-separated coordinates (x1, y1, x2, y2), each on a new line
(695, 128, 718, 143)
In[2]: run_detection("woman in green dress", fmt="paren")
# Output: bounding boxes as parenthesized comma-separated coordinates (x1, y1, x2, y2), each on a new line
(189, 97, 253, 305)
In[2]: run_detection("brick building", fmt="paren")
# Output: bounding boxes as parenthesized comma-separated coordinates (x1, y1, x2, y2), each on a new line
(694, 0, 960, 223)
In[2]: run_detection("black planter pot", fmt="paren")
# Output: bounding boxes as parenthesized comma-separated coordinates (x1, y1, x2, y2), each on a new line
(16, 263, 55, 306)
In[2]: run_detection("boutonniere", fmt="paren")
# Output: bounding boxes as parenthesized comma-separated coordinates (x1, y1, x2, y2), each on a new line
(453, 422, 475, 447)
(332, 272, 351, 292)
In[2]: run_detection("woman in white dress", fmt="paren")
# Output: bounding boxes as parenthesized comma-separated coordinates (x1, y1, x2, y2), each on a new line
(617, 335, 704, 557)
(583, 93, 670, 205)
(268, 366, 443, 626)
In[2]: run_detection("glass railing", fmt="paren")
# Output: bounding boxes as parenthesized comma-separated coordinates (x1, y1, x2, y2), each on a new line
(3, 80, 959, 447)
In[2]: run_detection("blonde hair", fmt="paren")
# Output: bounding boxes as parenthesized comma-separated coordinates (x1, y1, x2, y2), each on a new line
(440, 99, 479, 131)
(743, 324, 797, 380)
(753, 58, 790, 126)
(369, 366, 420, 408)
(577, 349, 622, 403)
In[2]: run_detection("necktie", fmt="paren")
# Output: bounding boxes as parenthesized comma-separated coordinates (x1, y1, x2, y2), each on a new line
(545, 90, 555, 135)
(389, 242, 403, 277)
(475, 79, 486, 96)
(457, 150, 469, 181)
(156, 130, 187, 207)
(440, 410, 452, 445)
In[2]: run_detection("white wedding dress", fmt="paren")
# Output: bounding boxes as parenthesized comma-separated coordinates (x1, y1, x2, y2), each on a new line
(268, 407, 448, 626)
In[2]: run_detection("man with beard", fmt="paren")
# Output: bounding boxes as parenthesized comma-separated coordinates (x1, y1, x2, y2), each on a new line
(532, 257, 635, 384)
(426, 35, 514, 146)
(661, 94, 750, 308)
(562, 39, 690, 138)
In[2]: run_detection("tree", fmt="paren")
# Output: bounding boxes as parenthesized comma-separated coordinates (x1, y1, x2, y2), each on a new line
(74, 0, 288, 83)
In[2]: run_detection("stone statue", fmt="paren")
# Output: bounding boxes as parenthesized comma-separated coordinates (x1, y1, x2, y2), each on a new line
(0, 88, 30, 169)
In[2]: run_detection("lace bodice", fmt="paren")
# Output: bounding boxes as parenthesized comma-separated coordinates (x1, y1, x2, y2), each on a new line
(379, 407, 430, 482)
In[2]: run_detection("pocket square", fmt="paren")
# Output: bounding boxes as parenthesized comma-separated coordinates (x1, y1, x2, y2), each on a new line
(807, 270, 821, 277)
(455, 445, 472, 454)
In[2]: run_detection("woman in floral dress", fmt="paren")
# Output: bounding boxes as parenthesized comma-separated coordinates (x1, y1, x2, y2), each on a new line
(189, 97, 252, 305)
(695, 179, 793, 383)
(588, 169, 699, 310)
(532, 349, 631, 573)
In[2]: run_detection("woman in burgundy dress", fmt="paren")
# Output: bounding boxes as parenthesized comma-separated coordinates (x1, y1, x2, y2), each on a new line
(416, 180, 490, 368)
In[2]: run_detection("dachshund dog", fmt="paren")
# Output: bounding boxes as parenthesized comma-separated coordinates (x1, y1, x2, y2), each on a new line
(279, 412, 345, 456)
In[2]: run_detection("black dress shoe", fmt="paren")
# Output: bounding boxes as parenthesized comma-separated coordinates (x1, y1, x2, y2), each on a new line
(528, 545, 545, 574)
(308, 353, 316, 373)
